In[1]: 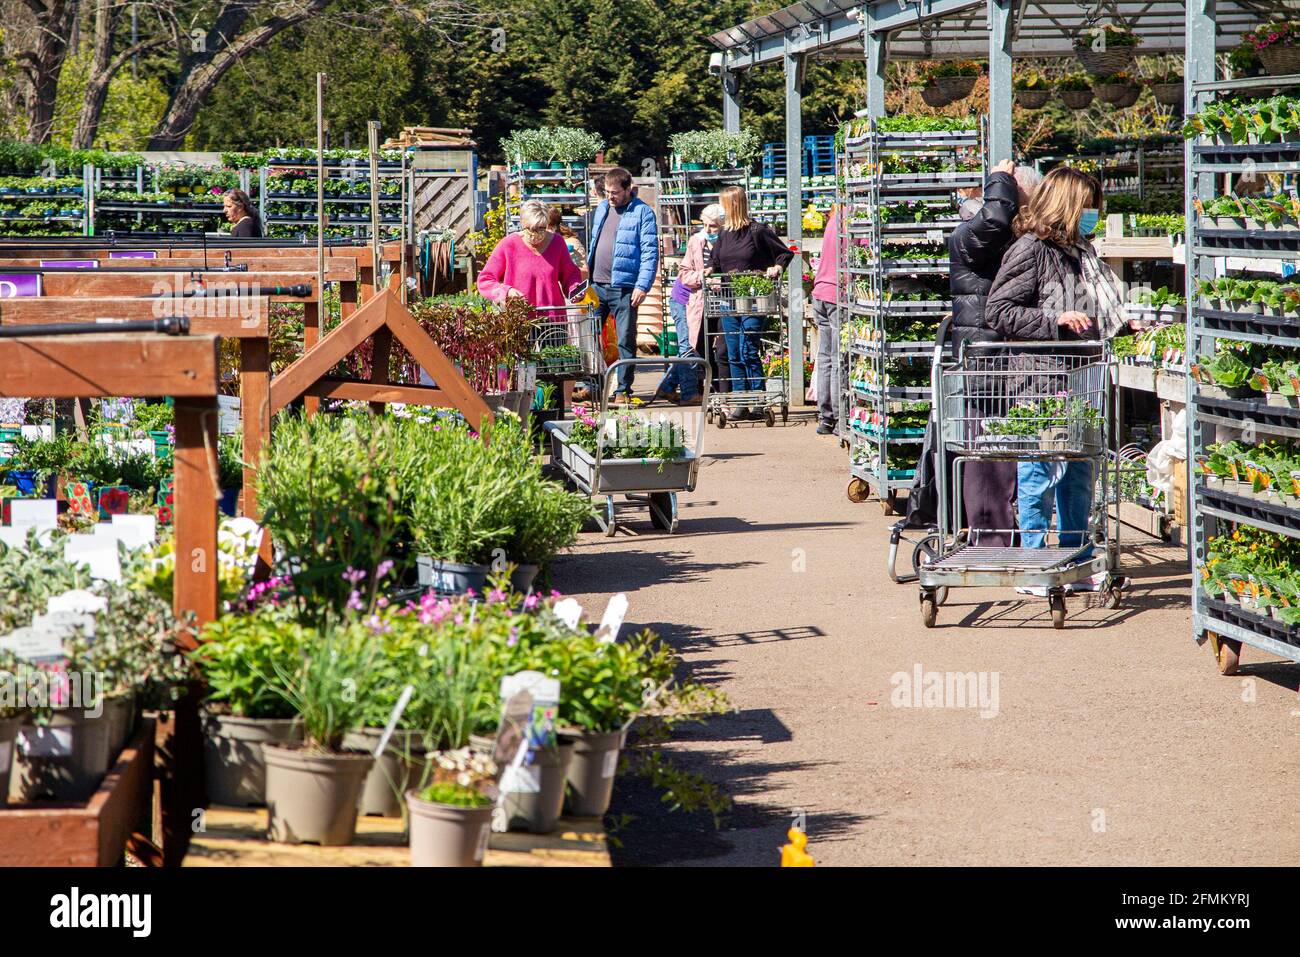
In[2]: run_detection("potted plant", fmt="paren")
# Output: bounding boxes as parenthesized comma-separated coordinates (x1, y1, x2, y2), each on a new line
(1073, 22, 1140, 76)
(217, 432, 243, 517)
(1057, 73, 1096, 110)
(551, 126, 603, 170)
(1094, 71, 1140, 107)
(1144, 71, 1184, 108)
(191, 610, 305, 806)
(406, 748, 498, 866)
(261, 620, 379, 845)
(924, 61, 981, 102)
(1246, 20, 1300, 76)
(1014, 72, 1053, 109)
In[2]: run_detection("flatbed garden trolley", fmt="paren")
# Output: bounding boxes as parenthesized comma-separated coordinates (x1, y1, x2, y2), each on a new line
(704, 271, 788, 428)
(918, 339, 1127, 629)
(544, 357, 710, 536)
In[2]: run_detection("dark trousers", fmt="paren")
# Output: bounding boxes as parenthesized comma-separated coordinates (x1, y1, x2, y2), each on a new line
(962, 459, 1018, 547)
(594, 283, 638, 394)
(706, 312, 731, 394)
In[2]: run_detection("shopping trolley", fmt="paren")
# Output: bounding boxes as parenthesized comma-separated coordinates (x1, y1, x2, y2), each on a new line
(917, 339, 1127, 629)
(531, 303, 606, 379)
(703, 272, 789, 428)
(543, 357, 710, 536)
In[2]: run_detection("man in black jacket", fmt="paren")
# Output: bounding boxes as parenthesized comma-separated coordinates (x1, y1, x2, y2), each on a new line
(905, 159, 1039, 540)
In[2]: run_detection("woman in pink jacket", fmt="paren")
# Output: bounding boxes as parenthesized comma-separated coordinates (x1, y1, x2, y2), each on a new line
(477, 199, 584, 308)
(654, 203, 723, 406)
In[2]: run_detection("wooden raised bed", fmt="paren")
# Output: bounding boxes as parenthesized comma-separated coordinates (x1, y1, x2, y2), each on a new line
(0, 720, 155, 867)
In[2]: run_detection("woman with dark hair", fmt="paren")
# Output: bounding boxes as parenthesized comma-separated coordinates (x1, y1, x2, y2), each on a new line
(223, 189, 262, 238)
(986, 166, 1129, 584)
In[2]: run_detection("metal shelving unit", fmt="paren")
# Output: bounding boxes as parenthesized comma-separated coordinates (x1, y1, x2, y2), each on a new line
(1186, 71, 1300, 674)
(258, 157, 406, 241)
(506, 165, 591, 248)
(836, 120, 986, 514)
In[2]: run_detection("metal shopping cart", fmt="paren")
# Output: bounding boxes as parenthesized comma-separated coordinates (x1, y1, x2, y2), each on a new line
(703, 272, 788, 428)
(543, 357, 710, 535)
(917, 339, 1127, 629)
(531, 302, 606, 381)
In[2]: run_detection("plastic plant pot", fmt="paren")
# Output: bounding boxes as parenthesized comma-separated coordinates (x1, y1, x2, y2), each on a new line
(502, 739, 575, 834)
(406, 790, 493, 867)
(561, 728, 624, 817)
(203, 711, 303, 807)
(11, 709, 112, 802)
(219, 487, 240, 517)
(262, 744, 374, 846)
(416, 558, 493, 595)
(344, 728, 426, 818)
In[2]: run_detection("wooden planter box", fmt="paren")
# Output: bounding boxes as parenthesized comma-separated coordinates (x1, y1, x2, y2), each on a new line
(0, 719, 154, 866)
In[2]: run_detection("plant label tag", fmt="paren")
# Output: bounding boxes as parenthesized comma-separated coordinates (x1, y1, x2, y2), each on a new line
(217, 395, 241, 435)
(500, 761, 541, 794)
(926, 229, 943, 243)
(110, 514, 156, 549)
(373, 684, 413, 758)
(602, 749, 618, 779)
(552, 598, 583, 629)
(10, 498, 57, 529)
(0, 528, 28, 551)
(500, 671, 559, 749)
(19, 726, 73, 757)
(0, 626, 64, 661)
(32, 610, 94, 639)
(474, 823, 491, 862)
(594, 593, 628, 644)
(63, 535, 121, 583)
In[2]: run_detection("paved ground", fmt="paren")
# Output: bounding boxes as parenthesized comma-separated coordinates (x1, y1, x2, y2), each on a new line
(551, 409, 1300, 867)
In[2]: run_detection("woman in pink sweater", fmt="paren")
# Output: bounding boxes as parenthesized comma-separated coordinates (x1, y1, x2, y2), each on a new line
(477, 200, 584, 308)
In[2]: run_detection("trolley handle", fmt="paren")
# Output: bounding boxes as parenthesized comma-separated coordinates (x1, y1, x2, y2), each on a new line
(963, 338, 1109, 355)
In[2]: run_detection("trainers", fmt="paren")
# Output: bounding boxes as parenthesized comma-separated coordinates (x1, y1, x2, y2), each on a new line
(653, 389, 678, 405)
(816, 422, 835, 435)
(1015, 586, 1049, 597)
(676, 395, 703, 407)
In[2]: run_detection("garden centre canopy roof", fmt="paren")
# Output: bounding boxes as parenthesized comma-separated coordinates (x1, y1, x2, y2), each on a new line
(709, 0, 1293, 67)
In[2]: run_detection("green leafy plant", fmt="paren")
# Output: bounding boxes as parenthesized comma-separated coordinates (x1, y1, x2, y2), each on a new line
(1056, 73, 1094, 92)
(1074, 23, 1141, 49)
(266, 619, 382, 752)
(1014, 72, 1053, 91)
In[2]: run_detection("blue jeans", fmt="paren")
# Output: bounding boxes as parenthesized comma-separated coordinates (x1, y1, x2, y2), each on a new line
(1017, 460, 1094, 550)
(721, 314, 764, 392)
(657, 300, 699, 400)
(594, 283, 638, 395)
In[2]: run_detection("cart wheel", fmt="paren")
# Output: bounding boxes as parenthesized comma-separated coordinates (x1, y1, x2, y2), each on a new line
(648, 492, 674, 531)
(921, 593, 938, 628)
(1049, 593, 1066, 629)
(716, 410, 728, 430)
(846, 478, 870, 503)
(764, 407, 775, 427)
(705, 409, 714, 424)
(911, 533, 942, 575)
(935, 587, 949, 607)
(1209, 632, 1241, 676)
(781, 404, 789, 423)
(1102, 585, 1123, 610)
(603, 497, 617, 538)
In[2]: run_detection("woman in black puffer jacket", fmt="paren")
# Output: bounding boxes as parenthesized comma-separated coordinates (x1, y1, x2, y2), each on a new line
(986, 166, 1129, 576)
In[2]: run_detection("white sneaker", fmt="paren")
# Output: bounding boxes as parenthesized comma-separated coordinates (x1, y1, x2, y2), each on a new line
(1015, 586, 1049, 597)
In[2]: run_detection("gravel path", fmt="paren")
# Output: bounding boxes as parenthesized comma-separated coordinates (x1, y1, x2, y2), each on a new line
(551, 413, 1300, 867)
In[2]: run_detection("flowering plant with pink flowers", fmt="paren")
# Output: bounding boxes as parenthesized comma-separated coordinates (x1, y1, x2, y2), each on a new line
(1247, 20, 1300, 51)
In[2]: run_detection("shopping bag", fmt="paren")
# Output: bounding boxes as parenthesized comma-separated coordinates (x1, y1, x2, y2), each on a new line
(601, 314, 620, 366)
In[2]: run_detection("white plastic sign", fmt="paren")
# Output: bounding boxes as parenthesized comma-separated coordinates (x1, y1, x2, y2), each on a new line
(0, 626, 65, 661)
(63, 535, 122, 583)
(10, 499, 57, 529)
(552, 598, 584, 630)
(594, 593, 628, 644)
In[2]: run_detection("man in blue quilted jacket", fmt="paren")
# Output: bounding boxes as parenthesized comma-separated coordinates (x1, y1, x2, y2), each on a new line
(588, 167, 659, 401)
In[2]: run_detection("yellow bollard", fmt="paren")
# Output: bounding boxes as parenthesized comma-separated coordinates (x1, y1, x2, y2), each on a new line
(780, 828, 814, 867)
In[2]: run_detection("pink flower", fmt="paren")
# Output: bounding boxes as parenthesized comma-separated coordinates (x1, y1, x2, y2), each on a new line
(523, 593, 540, 611)
(376, 596, 389, 608)
(488, 588, 506, 604)
(465, 588, 477, 599)
(507, 626, 519, 647)
(346, 590, 363, 611)
(376, 560, 394, 579)
(549, 589, 562, 599)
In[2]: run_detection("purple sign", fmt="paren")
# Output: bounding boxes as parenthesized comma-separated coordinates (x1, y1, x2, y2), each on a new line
(109, 250, 157, 260)
(40, 260, 97, 269)
(0, 275, 42, 298)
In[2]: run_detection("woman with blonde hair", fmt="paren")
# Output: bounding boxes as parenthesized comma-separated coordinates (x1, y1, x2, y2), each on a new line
(477, 199, 584, 308)
(707, 185, 793, 413)
(986, 166, 1129, 583)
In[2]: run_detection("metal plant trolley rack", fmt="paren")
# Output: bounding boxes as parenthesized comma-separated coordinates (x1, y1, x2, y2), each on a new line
(506, 163, 592, 248)
(1186, 70, 1300, 676)
(544, 357, 710, 535)
(702, 271, 789, 427)
(836, 119, 986, 514)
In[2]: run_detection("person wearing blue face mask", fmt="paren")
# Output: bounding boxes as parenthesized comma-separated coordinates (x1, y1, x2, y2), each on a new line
(985, 166, 1132, 593)
(654, 203, 723, 406)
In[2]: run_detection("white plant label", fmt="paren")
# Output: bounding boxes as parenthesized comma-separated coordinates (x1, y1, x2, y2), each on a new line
(501, 761, 541, 795)
(110, 514, 157, 549)
(19, 726, 73, 757)
(373, 684, 413, 758)
(10, 498, 57, 529)
(595, 593, 628, 644)
(602, 749, 618, 778)
(0, 627, 65, 661)
(63, 536, 121, 583)
(553, 598, 584, 630)
(0, 528, 28, 551)
(47, 589, 108, 618)
(474, 823, 491, 862)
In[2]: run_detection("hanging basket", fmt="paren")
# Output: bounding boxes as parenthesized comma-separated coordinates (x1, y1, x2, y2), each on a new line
(1150, 82, 1184, 107)
(920, 84, 955, 108)
(931, 75, 977, 101)
(1015, 89, 1052, 110)
(1258, 43, 1300, 77)
(1058, 89, 1096, 110)
(1096, 83, 1140, 106)
(1074, 45, 1136, 77)
(1113, 85, 1141, 108)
